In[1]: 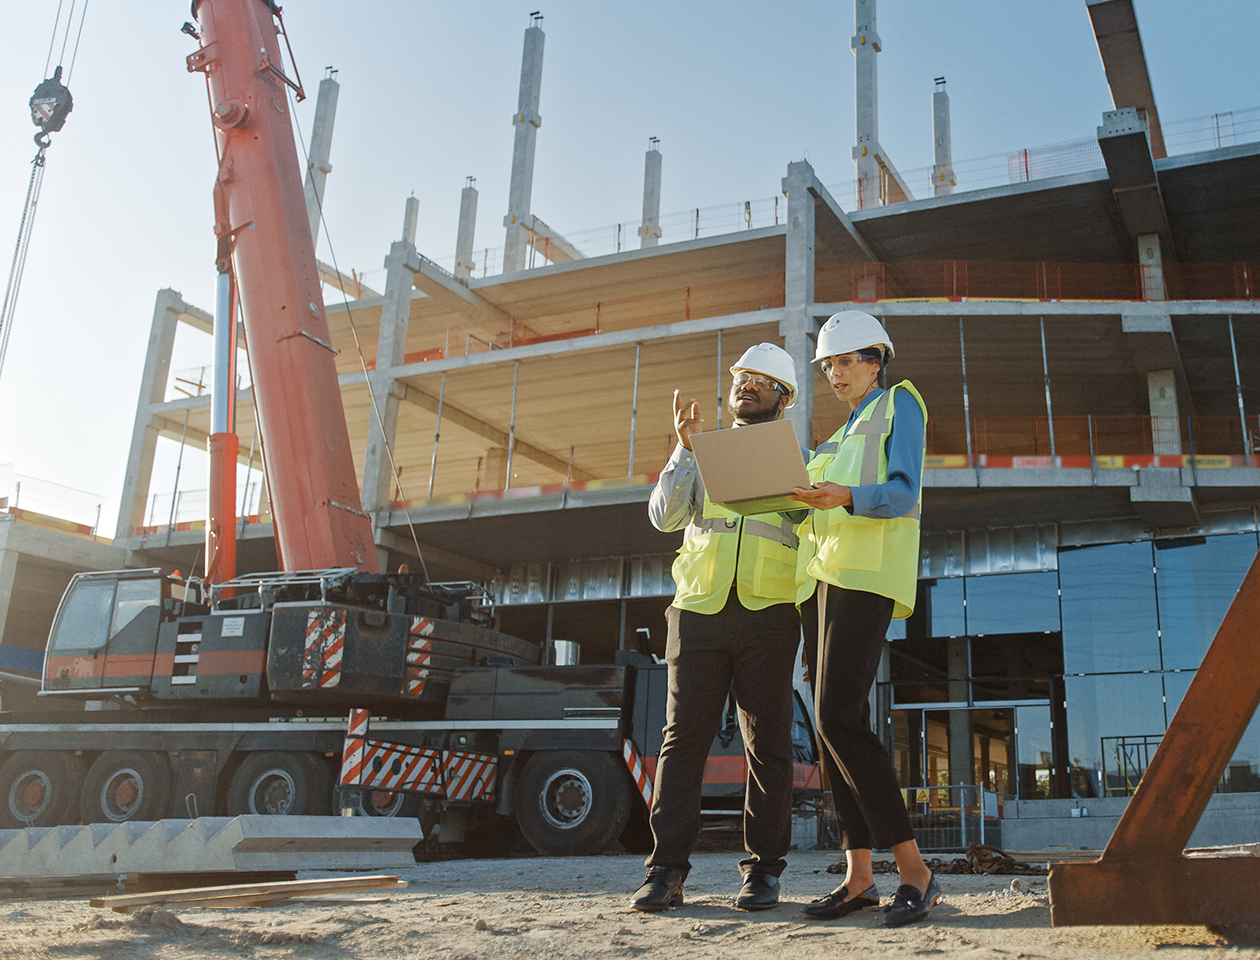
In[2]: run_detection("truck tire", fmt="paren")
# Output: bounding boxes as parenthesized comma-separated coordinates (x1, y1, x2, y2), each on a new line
(225, 752, 326, 816)
(0, 752, 85, 828)
(513, 750, 631, 857)
(81, 751, 171, 823)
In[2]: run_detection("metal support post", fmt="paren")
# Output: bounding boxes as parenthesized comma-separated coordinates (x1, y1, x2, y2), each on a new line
(505, 362, 520, 489)
(1040, 317, 1056, 456)
(1228, 316, 1251, 456)
(629, 343, 641, 476)
(959, 319, 975, 478)
(428, 372, 446, 498)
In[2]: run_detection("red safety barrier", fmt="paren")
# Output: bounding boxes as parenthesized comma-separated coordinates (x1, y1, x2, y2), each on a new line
(928, 414, 1259, 458)
(849, 260, 1257, 303)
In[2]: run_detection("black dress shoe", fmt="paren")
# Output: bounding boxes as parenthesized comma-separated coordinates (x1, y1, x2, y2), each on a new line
(630, 867, 685, 911)
(734, 871, 780, 911)
(800, 882, 880, 920)
(882, 873, 942, 927)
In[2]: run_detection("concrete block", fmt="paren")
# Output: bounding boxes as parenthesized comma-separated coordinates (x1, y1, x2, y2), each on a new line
(0, 816, 424, 878)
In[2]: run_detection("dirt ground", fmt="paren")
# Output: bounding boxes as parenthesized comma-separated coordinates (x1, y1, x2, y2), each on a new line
(0, 849, 1255, 959)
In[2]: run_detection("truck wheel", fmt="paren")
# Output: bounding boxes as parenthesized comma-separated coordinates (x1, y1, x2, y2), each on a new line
(0, 752, 85, 827)
(513, 750, 631, 856)
(226, 752, 324, 816)
(81, 751, 171, 823)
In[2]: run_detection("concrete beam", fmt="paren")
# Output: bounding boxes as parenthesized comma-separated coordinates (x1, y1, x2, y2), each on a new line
(1130, 467, 1199, 528)
(1097, 108, 1174, 253)
(520, 214, 585, 264)
(395, 383, 594, 482)
(1120, 310, 1195, 415)
(805, 175, 877, 263)
(317, 259, 381, 300)
(782, 160, 818, 447)
(1087, 0, 1166, 158)
(411, 252, 510, 326)
(812, 301, 1260, 318)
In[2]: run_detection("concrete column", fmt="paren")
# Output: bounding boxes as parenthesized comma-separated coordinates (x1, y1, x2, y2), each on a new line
(851, 0, 882, 209)
(639, 141, 662, 249)
(303, 73, 340, 249)
(454, 178, 478, 280)
(780, 161, 817, 448)
(947, 637, 974, 791)
(361, 198, 420, 517)
(932, 78, 955, 197)
(114, 289, 184, 542)
(503, 22, 545, 273)
(0, 545, 19, 649)
(1148, 368, 1181, 454)
(1138, 232, 1165, 300)
(483, 447, 510, 491)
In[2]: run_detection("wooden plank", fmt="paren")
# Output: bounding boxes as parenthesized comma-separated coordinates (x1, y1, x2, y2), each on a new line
(131, 881, 407, 911)
(91, 874, 403, 913)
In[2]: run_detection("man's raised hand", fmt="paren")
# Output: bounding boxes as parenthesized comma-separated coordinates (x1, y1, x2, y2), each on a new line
(673, 389, 703, 450)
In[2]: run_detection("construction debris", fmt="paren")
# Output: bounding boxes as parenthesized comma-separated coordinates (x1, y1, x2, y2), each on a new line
(830, 843, 1049, 877)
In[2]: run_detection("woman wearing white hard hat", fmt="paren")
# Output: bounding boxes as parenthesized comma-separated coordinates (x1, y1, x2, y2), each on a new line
(789, 311, 940, 927)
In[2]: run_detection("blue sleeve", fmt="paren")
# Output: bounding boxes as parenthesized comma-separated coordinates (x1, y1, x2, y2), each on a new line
(847, 389, 924, 519)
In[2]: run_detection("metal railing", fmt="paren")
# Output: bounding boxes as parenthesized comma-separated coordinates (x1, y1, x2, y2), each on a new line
(905, 784, 1009, 852)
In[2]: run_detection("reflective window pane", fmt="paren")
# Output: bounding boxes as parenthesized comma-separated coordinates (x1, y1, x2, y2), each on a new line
(1155, 533, 1258, 671)
(1060, 541, 1160, 673)
(1065, 673, 1166, 798)
(1164, 670, 1260, 794)
(966, 571, 1060, 635)
(49, 578, 113, 652)
(1016, 704, 1054, 800)
(926, 578, 965, 638)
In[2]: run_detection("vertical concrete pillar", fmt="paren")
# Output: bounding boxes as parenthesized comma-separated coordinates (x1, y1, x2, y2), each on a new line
(780, 161, 817, 448)
(361, 197, 420, 517)
(947, 637, 974, 792)
(454, 178, 478, 280)
(639, 140, 662, 249)
(114, 289, 185, 543)
(932, 78, 955, 197)
(303, 72, 340, 249)
(503, 21, 545, 273)
(1148, 369, 1181, 454)
(1138, 232, 1165, 300)
(850, 0, 882, 209)
(0, 545, 20, 648)
(483, 447, 510, 491)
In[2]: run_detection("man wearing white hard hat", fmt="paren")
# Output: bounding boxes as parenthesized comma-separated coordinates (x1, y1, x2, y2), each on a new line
(629, 342, 804, 914)
(789, 311, 943, 927)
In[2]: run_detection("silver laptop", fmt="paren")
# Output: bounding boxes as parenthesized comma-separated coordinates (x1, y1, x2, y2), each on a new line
(689, 419, 810, 516)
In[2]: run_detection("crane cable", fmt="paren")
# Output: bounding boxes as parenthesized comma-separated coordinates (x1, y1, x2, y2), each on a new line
(0, 0, 91, 389)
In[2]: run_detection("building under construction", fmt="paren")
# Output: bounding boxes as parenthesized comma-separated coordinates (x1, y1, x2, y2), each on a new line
(2, 0, 1259, 848)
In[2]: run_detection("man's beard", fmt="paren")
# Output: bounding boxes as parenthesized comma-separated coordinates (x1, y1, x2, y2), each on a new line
(728, 391, 781, 425)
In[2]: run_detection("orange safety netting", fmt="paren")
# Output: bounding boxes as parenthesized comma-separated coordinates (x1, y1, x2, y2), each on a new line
(926, 414, 1258, 457)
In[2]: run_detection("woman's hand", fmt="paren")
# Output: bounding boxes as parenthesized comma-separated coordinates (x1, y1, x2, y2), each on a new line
(789, 481, 852, 510)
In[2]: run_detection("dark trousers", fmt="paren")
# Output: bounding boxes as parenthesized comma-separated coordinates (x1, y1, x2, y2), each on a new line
(801, 583, 915, 851)
(645, 595, 799, 880)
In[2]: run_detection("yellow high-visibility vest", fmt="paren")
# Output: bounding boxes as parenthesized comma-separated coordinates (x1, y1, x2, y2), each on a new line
(671, 491, 802, 614)
(800, 381, 928, 619)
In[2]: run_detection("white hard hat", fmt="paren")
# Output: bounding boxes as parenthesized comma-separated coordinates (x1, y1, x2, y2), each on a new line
(813, 310, 895, 363)
(729, 342, 798, 408)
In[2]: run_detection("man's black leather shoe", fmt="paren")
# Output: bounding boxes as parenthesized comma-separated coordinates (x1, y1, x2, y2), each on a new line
(734, 871, 780, 911)
(630, 867, 685, 911)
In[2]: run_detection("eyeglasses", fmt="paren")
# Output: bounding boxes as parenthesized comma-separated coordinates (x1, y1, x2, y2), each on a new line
(732, 372, 783, 392)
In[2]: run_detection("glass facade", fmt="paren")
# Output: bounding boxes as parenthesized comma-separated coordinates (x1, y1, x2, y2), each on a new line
(883, 531, 1260, 801)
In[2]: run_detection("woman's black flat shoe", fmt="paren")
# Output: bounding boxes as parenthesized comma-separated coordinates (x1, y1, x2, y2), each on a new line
(882, 873, 942, 927)
(800, 883, 880, 920)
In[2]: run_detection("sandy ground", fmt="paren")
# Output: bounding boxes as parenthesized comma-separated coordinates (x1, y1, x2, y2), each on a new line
(0, 849, 1255, 959)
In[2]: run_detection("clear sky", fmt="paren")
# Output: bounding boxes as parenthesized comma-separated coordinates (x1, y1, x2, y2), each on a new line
(0, 0, 1256, 532)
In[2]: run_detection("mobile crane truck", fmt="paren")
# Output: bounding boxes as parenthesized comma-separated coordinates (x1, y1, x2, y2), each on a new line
(0, 0, 820, 857)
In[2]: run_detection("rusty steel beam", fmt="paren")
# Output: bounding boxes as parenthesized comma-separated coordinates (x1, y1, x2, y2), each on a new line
(1049, 550, 1260, 926)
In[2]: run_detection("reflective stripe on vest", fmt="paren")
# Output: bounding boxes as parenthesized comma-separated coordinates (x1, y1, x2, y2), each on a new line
(801, 381, 927, 619)
(670, 491, 802, 615)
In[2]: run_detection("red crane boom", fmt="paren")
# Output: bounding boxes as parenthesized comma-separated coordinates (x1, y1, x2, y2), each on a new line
(188, 0, 378, 576)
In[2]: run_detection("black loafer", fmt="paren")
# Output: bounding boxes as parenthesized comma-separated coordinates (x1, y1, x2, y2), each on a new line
(630, 867, 685, 911)
(734, 871, 780, 911)
(800, 882, 880, 920)
(882, 873, 942, 927)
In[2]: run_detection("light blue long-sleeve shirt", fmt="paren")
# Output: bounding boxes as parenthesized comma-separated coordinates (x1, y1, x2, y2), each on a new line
(840, 387, 925, 520)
